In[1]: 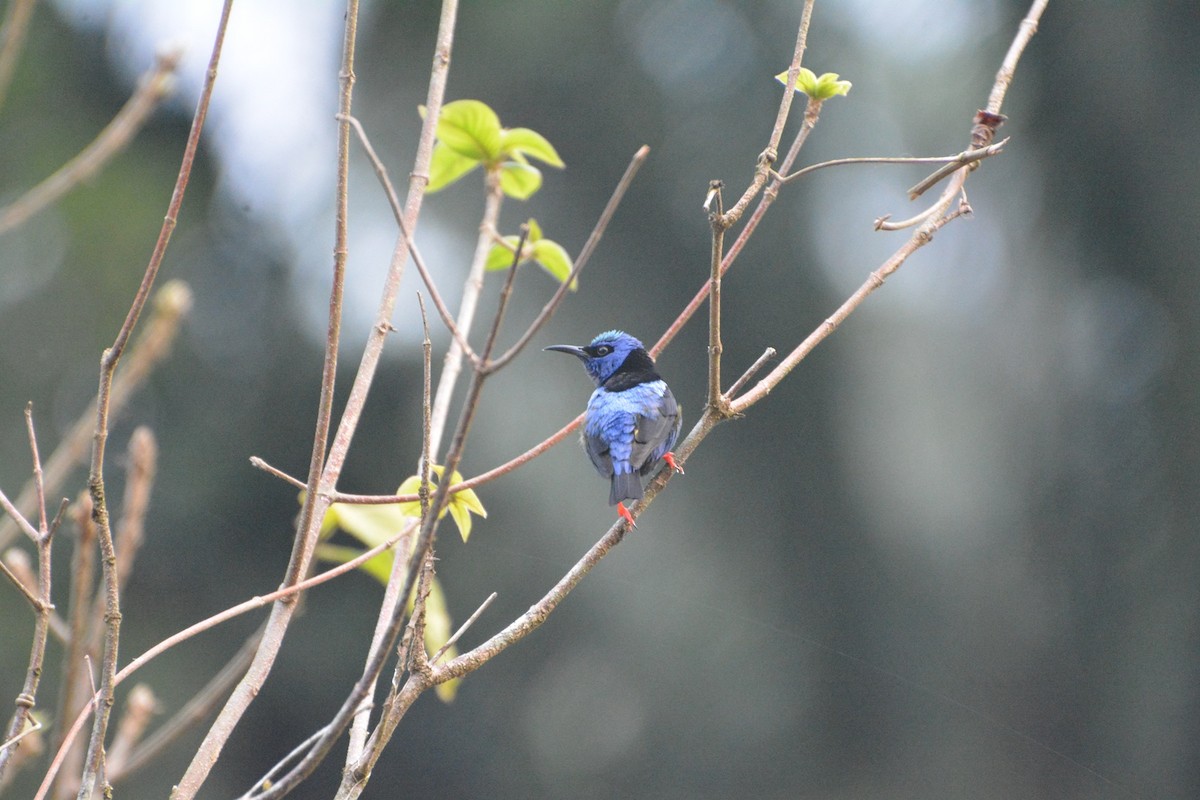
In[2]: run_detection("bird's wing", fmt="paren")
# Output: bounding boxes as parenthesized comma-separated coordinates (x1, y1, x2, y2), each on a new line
(583, 427, 614, 479)
(632, 385, 681, 476)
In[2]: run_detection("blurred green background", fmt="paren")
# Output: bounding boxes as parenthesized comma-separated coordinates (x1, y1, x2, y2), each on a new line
(1, 1, 1197, 797)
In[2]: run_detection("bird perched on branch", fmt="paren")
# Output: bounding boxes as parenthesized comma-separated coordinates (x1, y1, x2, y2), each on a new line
(546, 330, 683, 527)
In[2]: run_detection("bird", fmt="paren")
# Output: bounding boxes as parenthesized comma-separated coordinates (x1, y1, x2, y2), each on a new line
(545, 330, 683, 527)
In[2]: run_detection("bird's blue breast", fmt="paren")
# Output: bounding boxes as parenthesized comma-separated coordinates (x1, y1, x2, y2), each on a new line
(585, 380, 670, 474)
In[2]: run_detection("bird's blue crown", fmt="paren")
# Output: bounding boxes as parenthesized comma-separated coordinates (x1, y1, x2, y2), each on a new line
(582, 330, 646, 385)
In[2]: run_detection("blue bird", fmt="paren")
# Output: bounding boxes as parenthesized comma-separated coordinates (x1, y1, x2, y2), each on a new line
(546, 330, 683, 527)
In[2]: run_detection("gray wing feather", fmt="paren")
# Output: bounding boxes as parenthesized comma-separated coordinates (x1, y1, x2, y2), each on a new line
(632, 387, 681, 476)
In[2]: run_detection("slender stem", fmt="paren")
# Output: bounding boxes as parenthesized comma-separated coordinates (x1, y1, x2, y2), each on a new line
(343, 115, 480, 364)
(715, 0, 815, 229)
(0, 407, 52, 784)
(0, 0, 38, 114)
(987, 0, 1049, 115)
(427, 174, 503, 459)
(0, 50, 180, 235)
(705, 183, 728, 413)
(488, 145, 651, 371)
(114, 428, 156, 593)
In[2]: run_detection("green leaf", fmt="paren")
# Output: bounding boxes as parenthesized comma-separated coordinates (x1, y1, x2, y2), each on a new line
(391, 465, 486, 542)
(531, 239, 577, 290)
(775, 67, 851, 100)
(499, 161, 543, 199)
(437, 99, 502, 161)
(485, 235, 524, 272)
(427, 141, 480, 193)
(499, 127, 564, 168)
(324, 501, 408, 548)
(525, 217, 543, 243)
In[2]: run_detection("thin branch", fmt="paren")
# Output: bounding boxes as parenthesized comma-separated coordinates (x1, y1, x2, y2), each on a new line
(0, 484, 40, 541)
(725, 347, 778, 401)
(0, 280, 192, 553)
(768, 139, 1008, 187)
(987, 0, 1049, 116)
(0, 550, 39, 607)
(342, 115, 480, 365)
(715, 0, 815, 229)
(52, 493, 93, 790)
(431, 591, 497, 664)
(0, 0, 38, 113)
(248, 457, 307, 490)
(0, 48, 181, 235)
(906, 139, 1007, 199)
(705, 181, 729, 414)
(114, 427, 156, 592)
(327, 413, 583, 506)
(487, 144, 651, 371)
(0, 405, 54, 784)
(79, 5, 233, 797)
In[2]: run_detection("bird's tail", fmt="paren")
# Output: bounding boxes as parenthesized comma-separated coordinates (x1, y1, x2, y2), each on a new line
(609, 471, 644, 506)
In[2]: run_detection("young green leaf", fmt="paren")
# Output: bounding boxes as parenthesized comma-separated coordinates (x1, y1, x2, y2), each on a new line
(525, 217, 543, 243)
(499, 127, 565, 168)
(775, 67, 852, 100)
(394, 465, 486, 542)
(427, 141, 481, 193)
(437, 99, 502, 161)
(499, 161, 543, 199)
(531, 239, 577, 290)
(485, 235, 524, 272)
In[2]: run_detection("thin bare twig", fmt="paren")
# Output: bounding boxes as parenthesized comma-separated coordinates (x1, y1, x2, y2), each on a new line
(115, 427, 156, 592)
(715, 0, 815, 230)
(431, 591, 497, 664)
(0, 405, 53, 784)
(487, 144, 651, 372)
(248, 456, 307, 490)
(78, 5, 232, 796)
(0, 49, 180, 235)
(0, 0, 38, 113)
(342, 115, 480, 365)
(725, 347, 778, 401)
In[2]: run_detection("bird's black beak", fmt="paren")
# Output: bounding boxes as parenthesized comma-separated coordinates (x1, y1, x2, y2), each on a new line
(544, 344, 588, 361)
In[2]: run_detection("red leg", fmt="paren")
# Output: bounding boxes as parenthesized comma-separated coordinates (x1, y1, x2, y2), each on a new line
(617, 502, 637, 528)
(663, 452, 684, 474)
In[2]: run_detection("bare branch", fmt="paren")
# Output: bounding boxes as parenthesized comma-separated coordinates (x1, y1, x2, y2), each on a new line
(0, 0, 38, 113)
(487, 144, 651, 371)
(0, 48, 181, 236)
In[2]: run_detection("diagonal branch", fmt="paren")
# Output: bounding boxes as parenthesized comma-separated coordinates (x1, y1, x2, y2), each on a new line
(0, 49, 181, 236)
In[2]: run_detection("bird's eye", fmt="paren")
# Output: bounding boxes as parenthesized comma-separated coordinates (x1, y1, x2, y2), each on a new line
(595, 345, 612, 356)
